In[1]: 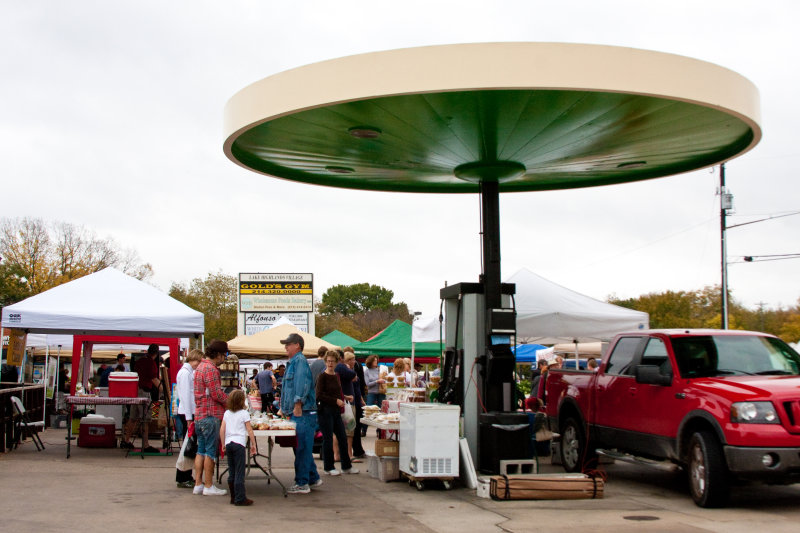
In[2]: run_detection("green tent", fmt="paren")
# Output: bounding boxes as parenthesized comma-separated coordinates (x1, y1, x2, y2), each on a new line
(353, 319, 444, 362)
(320, 329, 360, 348)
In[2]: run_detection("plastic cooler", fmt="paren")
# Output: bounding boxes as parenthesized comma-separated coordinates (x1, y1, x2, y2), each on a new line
(109, 371, 139, 397)
(78, 415, 116, 448)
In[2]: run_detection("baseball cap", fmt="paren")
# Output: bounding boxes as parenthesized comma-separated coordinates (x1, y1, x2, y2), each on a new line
(280, 333, 305, 350)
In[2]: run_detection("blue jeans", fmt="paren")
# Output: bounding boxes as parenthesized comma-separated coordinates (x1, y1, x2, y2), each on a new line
(366, 393, 386, 407)
(318, 405, 351, 472)
(291, 412, 319, 486)
(174, 414, 187, 441)
(226, 442, 247, 502)
(196, 417, 221, 460)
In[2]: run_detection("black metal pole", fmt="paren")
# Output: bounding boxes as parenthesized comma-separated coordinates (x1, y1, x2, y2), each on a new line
(480, 179, 501, 311)
(720, 163, 728, 329)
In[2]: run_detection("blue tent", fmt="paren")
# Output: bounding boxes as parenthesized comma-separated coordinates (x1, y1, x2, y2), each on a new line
(512, 344, 548, 363)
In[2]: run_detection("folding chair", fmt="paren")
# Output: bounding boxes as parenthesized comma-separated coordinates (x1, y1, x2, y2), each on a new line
(10, 396, 45, 451)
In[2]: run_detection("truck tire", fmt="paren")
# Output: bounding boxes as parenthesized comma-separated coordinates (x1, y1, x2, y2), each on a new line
(560, 416, 594, 473)
(687, 430, 730, 508)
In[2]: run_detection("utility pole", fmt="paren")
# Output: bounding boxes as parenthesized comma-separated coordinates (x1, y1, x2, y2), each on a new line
(719, 163, 732, 329)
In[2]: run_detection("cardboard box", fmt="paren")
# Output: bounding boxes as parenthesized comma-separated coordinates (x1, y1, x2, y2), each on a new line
(375, 438, 399, 457)
(377, 456, 400, 482)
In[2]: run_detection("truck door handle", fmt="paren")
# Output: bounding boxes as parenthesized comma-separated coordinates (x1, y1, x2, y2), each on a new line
(629, 387, 636, 395)
(675, 393, 686, 399)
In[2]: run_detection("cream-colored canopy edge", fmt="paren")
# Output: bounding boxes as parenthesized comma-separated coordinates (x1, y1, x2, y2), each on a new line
(223, 42, 762, 160)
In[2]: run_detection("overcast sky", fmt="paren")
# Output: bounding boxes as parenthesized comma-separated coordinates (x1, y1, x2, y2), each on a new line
(2, 1, 798, 320)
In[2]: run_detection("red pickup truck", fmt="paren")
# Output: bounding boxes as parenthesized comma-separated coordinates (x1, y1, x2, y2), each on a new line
(545, 329, 800, 507)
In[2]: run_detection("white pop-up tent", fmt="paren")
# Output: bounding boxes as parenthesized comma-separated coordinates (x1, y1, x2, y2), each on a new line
(1, 268, 204, 394)
(2, 267, 203, 337)
(507, 268, 648, 344)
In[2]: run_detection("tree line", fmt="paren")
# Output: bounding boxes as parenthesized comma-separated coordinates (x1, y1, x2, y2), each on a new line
(2, 217, 797, 344)
(609, 286, 800, 343)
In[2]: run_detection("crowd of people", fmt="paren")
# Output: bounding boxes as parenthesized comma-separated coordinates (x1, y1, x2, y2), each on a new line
(100, 335, 436, 506)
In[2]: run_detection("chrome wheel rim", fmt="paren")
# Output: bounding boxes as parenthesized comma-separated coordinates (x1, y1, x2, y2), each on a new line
(563, 424, 580, 469)
(690, 441, 706, 498)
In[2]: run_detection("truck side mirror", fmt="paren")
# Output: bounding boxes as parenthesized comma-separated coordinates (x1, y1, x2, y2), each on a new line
(634, 365, 672, 386)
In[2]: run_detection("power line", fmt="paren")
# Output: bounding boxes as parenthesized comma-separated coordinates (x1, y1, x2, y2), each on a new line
(742, 254, 800, 263)
(727, 210, 800, 230)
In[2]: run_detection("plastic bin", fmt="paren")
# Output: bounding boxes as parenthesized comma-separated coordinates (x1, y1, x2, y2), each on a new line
(377, 456, 400, 482)
(478, 412, 531, 474)
(109, 372, 138, 397)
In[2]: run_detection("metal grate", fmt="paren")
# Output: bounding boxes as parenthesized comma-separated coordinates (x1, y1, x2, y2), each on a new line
(422, 457, 453, 475)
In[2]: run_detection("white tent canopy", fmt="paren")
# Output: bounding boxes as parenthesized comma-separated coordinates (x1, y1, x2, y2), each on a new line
(508, 268, 648, 344)
(26, 334, 190, 354)
(1, 267, 203, 337)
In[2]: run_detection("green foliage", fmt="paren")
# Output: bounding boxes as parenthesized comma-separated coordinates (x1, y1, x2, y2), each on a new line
(316, 305, 413, 342)
(169, 271, 237, 344)
(0, 261, 31, 307)
(609, 286, 800, 343)
(316, 283, 412, 340)
(0, 217, 152, 304)
(320, 283, 395, 315)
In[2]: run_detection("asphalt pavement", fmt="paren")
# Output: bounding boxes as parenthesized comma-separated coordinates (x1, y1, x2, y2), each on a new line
(3, 429, 800, 533)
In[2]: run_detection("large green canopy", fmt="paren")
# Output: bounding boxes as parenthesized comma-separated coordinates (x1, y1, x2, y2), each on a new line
(320, 329, 360, 348)
(224, 43, 760, 194)
(353, 319, 443, 360)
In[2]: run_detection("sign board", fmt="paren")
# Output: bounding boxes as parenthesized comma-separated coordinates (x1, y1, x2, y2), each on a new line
(6, 329, 27, 366)
(239, 273, 313, 312)
(244, 312, 309, 335)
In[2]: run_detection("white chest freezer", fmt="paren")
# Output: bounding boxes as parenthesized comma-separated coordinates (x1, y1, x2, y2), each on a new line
(399, 403, 460, 478)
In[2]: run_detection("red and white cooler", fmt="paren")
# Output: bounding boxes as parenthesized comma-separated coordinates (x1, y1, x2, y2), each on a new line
(109, 372, 139, 397)
(78, 415, 116, 448)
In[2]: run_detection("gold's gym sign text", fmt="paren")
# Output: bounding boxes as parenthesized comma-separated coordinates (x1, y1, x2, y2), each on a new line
(238, 273, 313, 312)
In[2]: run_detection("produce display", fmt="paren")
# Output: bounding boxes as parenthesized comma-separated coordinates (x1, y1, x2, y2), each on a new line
(364, 411, 400, 424)
(249, 413, 296, 431)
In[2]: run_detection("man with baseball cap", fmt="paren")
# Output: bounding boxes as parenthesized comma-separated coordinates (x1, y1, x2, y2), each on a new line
(279, 332, 321, 494)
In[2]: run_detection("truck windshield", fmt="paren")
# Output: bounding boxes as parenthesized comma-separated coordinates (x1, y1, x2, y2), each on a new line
(672, 335, 800, 377)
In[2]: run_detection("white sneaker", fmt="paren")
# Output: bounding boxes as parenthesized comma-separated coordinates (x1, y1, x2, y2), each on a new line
(192, 484, 204, 495)
(325, 469, 341, 476)
(342, 467, 360, 475)
(312, 478, 324, 488)
(203, 485, 228, 496)
(287, 484, 310, 494)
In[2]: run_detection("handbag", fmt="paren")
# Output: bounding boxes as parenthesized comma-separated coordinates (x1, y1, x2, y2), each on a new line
(184, 422, 198, 459)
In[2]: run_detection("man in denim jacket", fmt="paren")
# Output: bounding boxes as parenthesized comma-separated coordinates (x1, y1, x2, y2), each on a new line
(279, 333, 321, 494)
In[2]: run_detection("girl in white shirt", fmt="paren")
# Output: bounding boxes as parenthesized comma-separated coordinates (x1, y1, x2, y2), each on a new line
(220, 389, 256, 506)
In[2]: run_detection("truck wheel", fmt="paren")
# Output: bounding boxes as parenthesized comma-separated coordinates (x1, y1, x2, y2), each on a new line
(687, 430, 730, 508)
(560, 416, 592, 473)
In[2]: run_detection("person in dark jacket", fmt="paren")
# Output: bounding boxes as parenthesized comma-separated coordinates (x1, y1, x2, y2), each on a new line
(315, 350, 358, 475)
(530, 359, 548, 401)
